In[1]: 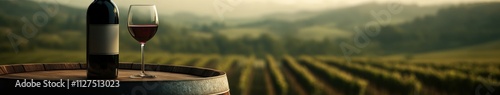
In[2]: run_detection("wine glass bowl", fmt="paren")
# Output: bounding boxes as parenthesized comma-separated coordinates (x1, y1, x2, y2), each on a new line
(127, 4, 158, 78)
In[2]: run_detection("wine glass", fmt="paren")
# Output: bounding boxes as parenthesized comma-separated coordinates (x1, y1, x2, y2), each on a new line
(128, 4, 158, 78)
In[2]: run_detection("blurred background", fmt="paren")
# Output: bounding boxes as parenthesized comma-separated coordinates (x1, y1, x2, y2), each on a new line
(1, 0, 500, 95)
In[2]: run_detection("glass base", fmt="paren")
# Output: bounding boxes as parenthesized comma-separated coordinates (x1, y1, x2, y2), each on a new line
(130, 73, 156, 78)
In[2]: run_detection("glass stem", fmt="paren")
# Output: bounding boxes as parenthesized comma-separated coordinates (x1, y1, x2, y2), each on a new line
(141, 43, 145, 75)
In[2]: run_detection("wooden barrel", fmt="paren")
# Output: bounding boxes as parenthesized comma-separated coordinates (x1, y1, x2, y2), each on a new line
(0, 62, 230, 95)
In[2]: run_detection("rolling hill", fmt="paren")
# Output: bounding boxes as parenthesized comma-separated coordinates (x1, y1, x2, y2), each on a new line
(1, 0, 500, 57)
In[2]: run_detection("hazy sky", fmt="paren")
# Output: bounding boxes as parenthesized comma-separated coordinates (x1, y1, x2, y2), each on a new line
(41, 0, 497, 19)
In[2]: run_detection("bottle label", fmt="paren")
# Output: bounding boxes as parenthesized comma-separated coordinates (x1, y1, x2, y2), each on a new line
(88, 24, 119, 55)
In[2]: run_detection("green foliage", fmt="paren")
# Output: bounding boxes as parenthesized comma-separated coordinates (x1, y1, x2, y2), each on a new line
(299, 55, 368, 95)
(193, 55, 218, 67)
(320, 58, 422, 95)
(169, 54, 197, 66)
(355, 60, 500, 94)
(239, 56, 255, 95)
(375, 3, 500, 54)
(3, 1, 499, 57)
(265, 55, 289, 95)
(1, 0, 500, 62)
(282, 55, 323, 95)
(215, 56, 236, 72)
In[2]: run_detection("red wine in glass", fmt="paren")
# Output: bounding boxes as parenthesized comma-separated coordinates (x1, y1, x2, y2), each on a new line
(128, 25, 158, 43)
(128, 4, 158, 78)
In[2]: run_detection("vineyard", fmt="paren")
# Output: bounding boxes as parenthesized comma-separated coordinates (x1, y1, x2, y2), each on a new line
(3, 0, 500, 95)
(126, 54, 500, 95)
(1, 51, 500, 95)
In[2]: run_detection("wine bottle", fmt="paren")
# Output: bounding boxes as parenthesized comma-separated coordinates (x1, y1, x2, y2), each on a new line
(86, 0, 119, 79)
